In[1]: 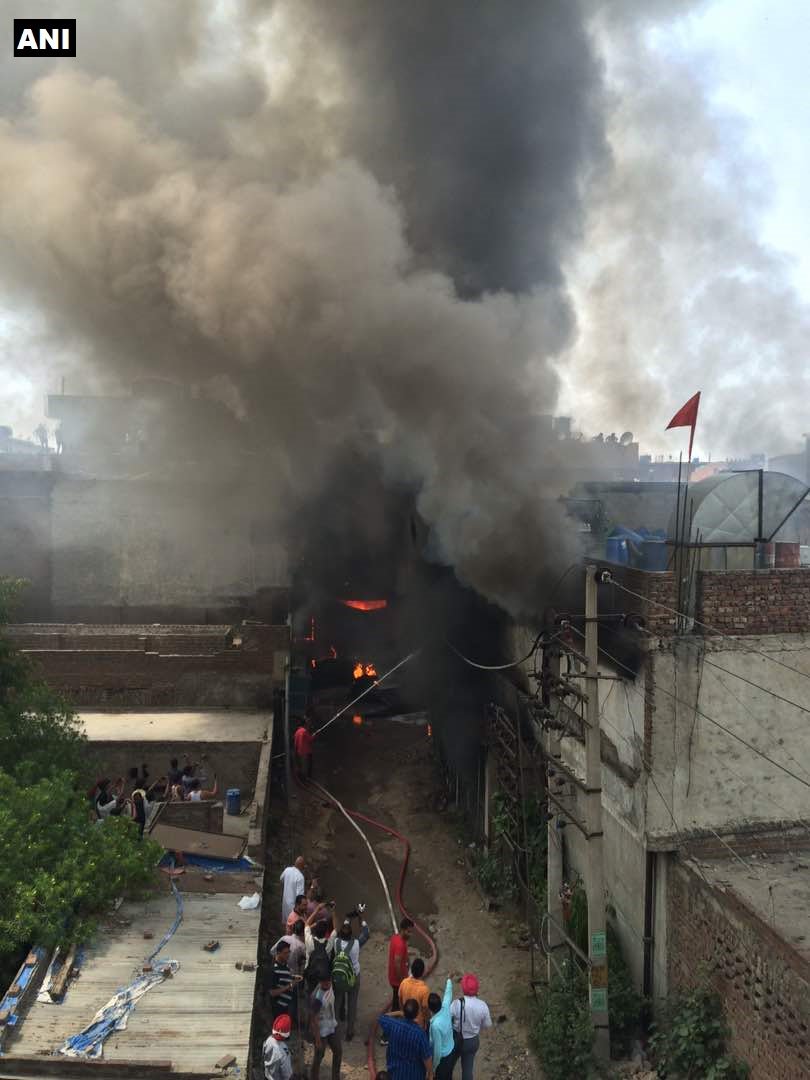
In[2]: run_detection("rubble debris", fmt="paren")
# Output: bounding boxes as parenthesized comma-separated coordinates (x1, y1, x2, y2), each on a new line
(143, 931, 154, 940)
(215, 1053, 237, 1070)
(203, 940, 220, 952)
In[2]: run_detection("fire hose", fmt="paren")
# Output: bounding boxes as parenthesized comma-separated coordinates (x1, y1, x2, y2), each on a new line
(298, 778, 439, 1078)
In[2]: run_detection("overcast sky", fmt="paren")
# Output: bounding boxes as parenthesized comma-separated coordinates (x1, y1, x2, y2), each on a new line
(2, 0, 808, 458)
(677, 0, 810, 301)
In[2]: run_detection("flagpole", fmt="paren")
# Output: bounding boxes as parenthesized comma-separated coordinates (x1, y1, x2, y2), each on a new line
(677, 445, 694, 630)
(671, 452, 683, 572)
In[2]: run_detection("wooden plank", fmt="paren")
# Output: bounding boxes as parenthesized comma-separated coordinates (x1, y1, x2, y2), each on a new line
(50, 943, 77, 1001)
(148, 824, 245, 860)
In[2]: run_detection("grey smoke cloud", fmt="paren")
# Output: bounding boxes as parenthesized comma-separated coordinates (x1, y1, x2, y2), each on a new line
(562, 6, 810, 457)
(0, 1, 608, 615)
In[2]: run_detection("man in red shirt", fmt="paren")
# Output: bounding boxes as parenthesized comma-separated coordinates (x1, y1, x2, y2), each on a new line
(293, 716, 314, 780)
(387, 917, 414, 1013)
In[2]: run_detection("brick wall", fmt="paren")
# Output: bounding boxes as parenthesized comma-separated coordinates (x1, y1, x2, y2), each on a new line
(603, 566, 678, 635)
(156, 798, 225, 833)
(13, 623, 289, 707)
(7, 624, 232, 653)
(697, 570, 810, 634)
(667, 858, 810, 1079)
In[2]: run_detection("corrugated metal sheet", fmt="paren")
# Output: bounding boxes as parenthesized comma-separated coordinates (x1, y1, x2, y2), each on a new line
(10, 892, 260, 1073)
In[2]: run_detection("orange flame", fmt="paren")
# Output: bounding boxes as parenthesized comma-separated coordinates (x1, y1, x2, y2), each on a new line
(353, 662, 377, 679)
(342, 600, 388, 612)
(352, 714, 363, 726)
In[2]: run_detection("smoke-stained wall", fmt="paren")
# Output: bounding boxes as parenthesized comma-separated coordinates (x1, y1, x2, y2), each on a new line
(49, 474, 287, 613)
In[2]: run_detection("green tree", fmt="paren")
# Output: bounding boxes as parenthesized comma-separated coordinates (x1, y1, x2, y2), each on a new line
(0, 579, 159, 969)
(0, 579, 84, 782)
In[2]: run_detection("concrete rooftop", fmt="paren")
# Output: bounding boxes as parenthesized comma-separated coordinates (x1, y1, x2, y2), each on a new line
(694, 847, 810, 966)
(79, 709, 270, 742)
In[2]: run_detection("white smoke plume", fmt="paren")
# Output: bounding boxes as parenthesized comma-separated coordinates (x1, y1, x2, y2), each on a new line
(562, 5, 810, 457)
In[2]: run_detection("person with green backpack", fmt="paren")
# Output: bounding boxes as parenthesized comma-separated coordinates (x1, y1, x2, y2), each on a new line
(327, 910, 370, 1041)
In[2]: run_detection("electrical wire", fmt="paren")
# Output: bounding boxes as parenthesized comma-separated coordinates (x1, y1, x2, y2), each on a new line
(600, 683, 776, 899)
(599, 616, 810, 783)
(567, 625, 810, 793)
(444, 630, 565, 669)
(444, 632, 544, 670)
(612, 578, 810, 685)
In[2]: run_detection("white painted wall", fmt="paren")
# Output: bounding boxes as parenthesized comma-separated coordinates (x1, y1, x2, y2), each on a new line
(647, 634, 810, 838)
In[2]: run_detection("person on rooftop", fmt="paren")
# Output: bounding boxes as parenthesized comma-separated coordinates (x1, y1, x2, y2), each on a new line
(130, 776, 166, 838)
(94, 777, 125, 821)
(186, 776, 218, 802)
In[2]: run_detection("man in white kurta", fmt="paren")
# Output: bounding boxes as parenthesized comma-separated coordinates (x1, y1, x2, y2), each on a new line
(279, 855, 306, 925)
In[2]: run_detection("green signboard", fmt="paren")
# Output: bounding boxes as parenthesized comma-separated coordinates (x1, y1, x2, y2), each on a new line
(590, 988, 608, 1012)
(591, 930, 607, 958)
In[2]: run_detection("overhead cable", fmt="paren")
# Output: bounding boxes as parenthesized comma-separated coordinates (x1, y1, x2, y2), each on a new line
(566, 625, 810, 793)
(612, 578, 810, 685)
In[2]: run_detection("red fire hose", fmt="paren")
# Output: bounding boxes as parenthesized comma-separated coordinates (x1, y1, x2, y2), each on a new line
(297, 775, 439, 1078)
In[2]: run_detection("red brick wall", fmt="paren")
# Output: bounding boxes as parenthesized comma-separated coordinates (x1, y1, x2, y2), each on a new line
(697, 569, 810, 634)
(604, 566, 678, 635)
(667, 858, 810, 1079)
(15, 624, 289, 706)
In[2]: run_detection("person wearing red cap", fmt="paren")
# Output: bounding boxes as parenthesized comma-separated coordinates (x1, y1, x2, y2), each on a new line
(447, 974, 492, 1079)
(263, 1013, 293, 1080)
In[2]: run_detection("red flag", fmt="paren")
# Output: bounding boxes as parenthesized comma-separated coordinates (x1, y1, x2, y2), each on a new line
(666, 391, 701, 460)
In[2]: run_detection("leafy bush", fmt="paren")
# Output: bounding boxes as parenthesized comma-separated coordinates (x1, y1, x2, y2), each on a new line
(0, 578, 161, 962)
(531, 963, 595, 1080)
(650, 985, 749, 1079)
(475, 849, 517, 899)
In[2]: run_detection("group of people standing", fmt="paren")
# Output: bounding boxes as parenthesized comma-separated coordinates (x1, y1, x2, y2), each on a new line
(382, 917, 492, 1079)
(264, 855, 370, 1079)
(86, 757, 219, 838)
(263, 858, 491, 1080)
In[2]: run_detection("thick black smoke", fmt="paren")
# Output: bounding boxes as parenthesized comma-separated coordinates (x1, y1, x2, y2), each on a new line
(277, 0, 606, 296)
(0, 0, 611, 616)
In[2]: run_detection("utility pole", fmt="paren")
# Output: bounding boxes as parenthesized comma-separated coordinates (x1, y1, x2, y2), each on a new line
(545, 641, 564, 982)
(585, 565, 610, 1059)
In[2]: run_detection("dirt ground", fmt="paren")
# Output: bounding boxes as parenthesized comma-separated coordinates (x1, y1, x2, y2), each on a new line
(264, 710, 542, 1079)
